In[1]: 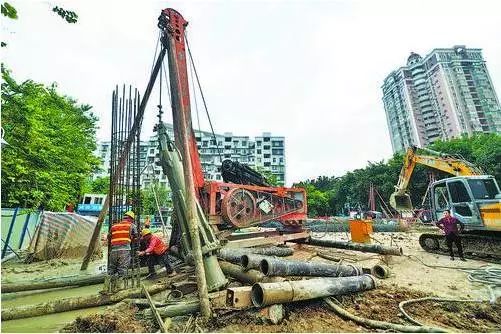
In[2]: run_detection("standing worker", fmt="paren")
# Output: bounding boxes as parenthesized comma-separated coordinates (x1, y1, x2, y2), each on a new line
(138, 229, 176, 279)
(436, 209, 466, 261)
(107, 211, 138, 291)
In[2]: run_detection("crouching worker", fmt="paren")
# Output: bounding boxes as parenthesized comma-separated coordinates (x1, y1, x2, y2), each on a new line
(104, 211, 138, 293)
(138, 229, 176, 279)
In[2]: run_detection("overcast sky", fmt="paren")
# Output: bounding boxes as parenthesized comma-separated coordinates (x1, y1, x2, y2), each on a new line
(3, 0, 501, 186)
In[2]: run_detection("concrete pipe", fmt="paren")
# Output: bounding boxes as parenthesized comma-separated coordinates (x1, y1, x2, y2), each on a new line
(218, 246, 294, 264)
(371, 264, 390, 279)
(259, 257, 363, 277)
(304, 238, 403, 256)
(241, 254, 276, 271)
(251, 274, 377, 307)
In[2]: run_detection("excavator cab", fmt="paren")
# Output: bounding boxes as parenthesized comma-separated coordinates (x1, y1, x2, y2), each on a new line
(389, 191, 413, 212)
(430, 175, 501, 231)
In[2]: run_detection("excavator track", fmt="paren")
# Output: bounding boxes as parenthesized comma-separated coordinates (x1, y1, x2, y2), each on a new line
(419, 232, 501, 263)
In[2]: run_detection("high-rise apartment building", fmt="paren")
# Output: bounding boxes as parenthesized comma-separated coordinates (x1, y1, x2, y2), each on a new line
(94, 124, 286, 188)
(382, 45, 501, 153)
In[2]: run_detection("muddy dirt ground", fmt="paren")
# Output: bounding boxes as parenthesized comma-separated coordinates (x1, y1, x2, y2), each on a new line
(3, 229, 501, 332)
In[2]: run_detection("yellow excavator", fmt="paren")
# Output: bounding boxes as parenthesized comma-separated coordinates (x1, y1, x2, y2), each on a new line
(390, 146, 501, 261)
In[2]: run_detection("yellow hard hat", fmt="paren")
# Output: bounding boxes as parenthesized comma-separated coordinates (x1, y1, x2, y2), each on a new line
(141, 228, 151, 236)
(124, 211, 135, 219)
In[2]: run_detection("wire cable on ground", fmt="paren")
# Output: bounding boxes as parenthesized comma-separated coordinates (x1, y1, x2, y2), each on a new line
(398, 297, 486, 327)
(323, 297, 447, 333)
(406, 254, 501, 303)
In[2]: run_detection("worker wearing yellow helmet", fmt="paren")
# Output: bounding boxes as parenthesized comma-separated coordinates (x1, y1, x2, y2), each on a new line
(107, 210, 138, 292)
(138, 228, 176, 279)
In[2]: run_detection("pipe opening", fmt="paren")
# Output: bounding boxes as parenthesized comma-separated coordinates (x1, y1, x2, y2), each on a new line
(241, 255, 250, 269)
(260, 259, 270, 276)
(251, 284, 264, 307)
(372, 264, 389, 279)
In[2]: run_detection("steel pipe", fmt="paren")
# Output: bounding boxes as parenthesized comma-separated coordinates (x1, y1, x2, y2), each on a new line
(259, 257, 362, 277)
(218, 246, 294, 264)
(303, 238, 403, 256)
(219, 261, 285, 284)
(251, 274, 376, 307)
(371, 264, 390, 279)
(242, 254, 275, 271)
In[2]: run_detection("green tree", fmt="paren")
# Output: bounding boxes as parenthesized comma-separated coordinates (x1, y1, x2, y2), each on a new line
(294, 133, 501, 217)
(141, 184, 172, 216)
(253, 166, 279, 186)
(82, 176, 110, 195)
(1, 67, 100, 210)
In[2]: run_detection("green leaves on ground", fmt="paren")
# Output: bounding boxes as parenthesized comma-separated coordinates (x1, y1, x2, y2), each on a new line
(1, 67, 100, 210)
(295, 134, 501, 217)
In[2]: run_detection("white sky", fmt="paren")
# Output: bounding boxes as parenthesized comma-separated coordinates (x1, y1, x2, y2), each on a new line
(3, 0, 501, 186)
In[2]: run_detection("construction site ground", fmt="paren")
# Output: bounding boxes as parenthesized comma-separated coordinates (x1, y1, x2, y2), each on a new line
(2, 228, 500, 332)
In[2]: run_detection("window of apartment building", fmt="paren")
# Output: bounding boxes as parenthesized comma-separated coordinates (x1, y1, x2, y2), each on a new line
(272, 141, 283, 147)
(257, 141, 262, 146)
(233, 141, 239, 146)
(273, 158, 276, 163)
(257, 158, 262, 163)
(264, 154, 270, 158)
(148, 157, 154, 163)
(242, 141, 247, 147)
(279, 158, 284, 163)
(224, 145, 231, 150)
(272, 149, 283, 155)
(225, 154, 230, 158)
(149, 148, 155, 154)
(264, 162, 270, 167)
(210, 140, 216, 145)
(257, 149, 262, 154)
(225, 137, 231, 142)
(263, 137, 270, 142)
(263, 145, 270, 150)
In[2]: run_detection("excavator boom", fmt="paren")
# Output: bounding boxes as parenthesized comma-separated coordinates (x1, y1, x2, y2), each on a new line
(390, 146, 484, 211)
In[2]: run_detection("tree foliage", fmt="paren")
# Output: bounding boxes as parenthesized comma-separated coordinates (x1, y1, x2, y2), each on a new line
(1, 67, 100, 210)
(141, 184, 171, 216)
(82, 176, 110, 195)
(1, 2, 17, 19)
(294, 134, 501, 217)
(52, 6, 78, 24)
(1, 2, 78, 46)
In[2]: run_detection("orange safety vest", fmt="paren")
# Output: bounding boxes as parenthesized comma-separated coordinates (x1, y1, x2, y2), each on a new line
(110, 220, 132, 246)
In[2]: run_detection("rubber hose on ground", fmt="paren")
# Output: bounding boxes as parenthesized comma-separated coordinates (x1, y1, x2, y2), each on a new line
(323, 297, 447, 333)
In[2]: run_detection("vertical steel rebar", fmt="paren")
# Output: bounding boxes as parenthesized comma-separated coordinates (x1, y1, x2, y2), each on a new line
(109, 85, 142, 287)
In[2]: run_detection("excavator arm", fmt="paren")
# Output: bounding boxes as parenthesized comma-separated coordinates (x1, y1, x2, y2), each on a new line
(390, 146, 484, 211)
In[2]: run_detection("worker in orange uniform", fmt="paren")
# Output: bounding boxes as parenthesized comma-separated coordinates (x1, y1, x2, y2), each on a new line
(107, 211, 138, 291)
(138, 229, 176, 279)
(144, 215, 151, 228)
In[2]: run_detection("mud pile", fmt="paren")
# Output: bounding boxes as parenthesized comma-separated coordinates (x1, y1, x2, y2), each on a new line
(206, 285, 500, 333)
(61, 305, 148, 333)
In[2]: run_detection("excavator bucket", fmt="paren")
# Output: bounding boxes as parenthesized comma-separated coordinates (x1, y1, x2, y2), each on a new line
(389, 192, 413, 212)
